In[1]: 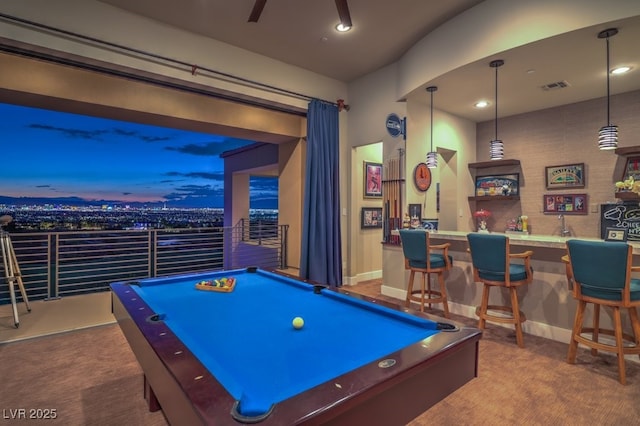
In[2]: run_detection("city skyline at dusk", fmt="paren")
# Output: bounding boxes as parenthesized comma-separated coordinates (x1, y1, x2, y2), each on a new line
(0, 102, 278, 209)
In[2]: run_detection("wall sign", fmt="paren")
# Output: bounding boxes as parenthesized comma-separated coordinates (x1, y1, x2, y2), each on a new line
(413, 163, 431, 192)
(385, 113, 406, 139)
(545, 163, 585, 189)
(601, 203, 640, 241)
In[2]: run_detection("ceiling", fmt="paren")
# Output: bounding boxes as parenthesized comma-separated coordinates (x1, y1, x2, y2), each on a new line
(408, 15, 640, 123)
(98, 0, 484, 82)
(98, 0, 639, 123)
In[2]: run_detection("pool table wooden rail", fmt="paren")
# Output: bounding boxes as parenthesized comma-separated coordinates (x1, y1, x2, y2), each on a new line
(111, 273, 481, 425)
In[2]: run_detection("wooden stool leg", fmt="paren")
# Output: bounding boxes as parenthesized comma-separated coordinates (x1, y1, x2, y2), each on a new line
(437, 273, 449, 318)
(477, 284, 490, 330)
(427, 273, 432, 310)
(419, 272, 426, 312)
(591, 304, 600, 356)
(567, 300, 586, 364)
(629, 307, 640, 360)
(510, 286, 524, 348)
(405, 270, 416, 309)
(613, 307, 626, 385)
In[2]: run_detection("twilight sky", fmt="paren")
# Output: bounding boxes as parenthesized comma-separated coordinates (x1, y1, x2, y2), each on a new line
(0, 102, 278, 209)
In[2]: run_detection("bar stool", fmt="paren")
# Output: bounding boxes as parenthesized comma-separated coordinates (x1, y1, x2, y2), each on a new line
(398, 229, 452, 317)
(467, 233, 533, 348)
(565, 239, 640, 384)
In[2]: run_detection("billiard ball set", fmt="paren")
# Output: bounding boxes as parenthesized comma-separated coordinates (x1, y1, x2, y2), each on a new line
(194, 277, 236, 292)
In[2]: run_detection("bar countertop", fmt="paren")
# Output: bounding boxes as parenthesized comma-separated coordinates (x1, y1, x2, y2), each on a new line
(391, 229, 640, 254)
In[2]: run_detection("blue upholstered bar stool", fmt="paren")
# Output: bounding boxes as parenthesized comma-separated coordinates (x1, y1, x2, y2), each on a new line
(467, 233, 533, 348)
(398, 229, 452, 318)
(565, 239, 640, 385)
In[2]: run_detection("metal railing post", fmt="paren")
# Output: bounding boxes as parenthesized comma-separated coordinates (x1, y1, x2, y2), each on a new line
(280, 224, 289, 269)
(49, 233, 59, 300)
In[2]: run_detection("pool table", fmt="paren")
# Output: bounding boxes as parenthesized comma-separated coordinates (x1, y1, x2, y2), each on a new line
(111, 267, 481, 425)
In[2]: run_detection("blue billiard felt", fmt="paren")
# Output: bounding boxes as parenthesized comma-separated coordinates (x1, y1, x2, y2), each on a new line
(133, 269, 441, 416)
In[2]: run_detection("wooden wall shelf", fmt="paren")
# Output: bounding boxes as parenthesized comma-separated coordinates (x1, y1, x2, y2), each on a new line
(468, 159, 520, 169)
(614, 192, 640, 200)
(614, 146, 640, 156)
(468, 196, 520, 202)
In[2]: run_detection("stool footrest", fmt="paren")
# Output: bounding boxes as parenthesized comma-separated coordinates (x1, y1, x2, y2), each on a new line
(476, 305, 526, 325)
(575, 328, 640, 355)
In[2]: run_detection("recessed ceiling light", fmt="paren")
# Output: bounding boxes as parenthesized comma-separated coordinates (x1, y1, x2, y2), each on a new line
(611, 66, 632, 75)
(335, 23, 351, 32)
(475, 100, 490, 108)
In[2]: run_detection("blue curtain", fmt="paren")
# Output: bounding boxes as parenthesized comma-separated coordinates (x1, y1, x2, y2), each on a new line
(300, 99, 342, 286)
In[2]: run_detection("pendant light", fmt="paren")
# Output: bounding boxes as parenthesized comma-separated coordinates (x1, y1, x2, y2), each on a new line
(598, 28, 619, 150)
(426, 86, 438, 168)
(489, 59, 504, 160)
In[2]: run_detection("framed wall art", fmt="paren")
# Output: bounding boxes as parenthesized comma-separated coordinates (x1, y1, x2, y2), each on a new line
(408, 204, 422, 228)
(408, 204, 422, 221)
(361, 207, 383, 229)
(543, 193, 587, 215)
(622, 156, 640, 181)
(604, 227, 628, 242)
(421, 219, 439, 231)
(475, 173, 519, 197)
(364, 161, 383, 198)
(545, 163, 585, 189)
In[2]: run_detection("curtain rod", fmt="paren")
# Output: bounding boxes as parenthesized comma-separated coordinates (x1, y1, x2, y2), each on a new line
(0, 12, 340, 106)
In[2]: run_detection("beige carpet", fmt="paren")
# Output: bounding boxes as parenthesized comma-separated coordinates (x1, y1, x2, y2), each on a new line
(0, 324, 166, 426)
(0, 292, 115, 343)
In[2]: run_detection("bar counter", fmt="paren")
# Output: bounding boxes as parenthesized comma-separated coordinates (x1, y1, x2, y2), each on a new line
(405, 230, 640, 253)
(382, 230, 639, 345)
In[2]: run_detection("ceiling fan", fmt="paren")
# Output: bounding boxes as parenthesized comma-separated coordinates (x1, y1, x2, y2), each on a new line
(248, 0, 352, 29)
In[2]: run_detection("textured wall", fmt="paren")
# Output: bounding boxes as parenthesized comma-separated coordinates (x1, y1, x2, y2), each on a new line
(474, 89, 640, 238)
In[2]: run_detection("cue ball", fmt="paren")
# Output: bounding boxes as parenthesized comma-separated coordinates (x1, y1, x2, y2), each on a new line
(292, 317, 304, 330)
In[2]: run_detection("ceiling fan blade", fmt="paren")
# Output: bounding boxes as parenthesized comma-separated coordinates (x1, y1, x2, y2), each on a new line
(248, 0, 267, 22)
(335, 0, 352, 28)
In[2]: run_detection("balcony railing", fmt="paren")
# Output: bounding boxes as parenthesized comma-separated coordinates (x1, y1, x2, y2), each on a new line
(0, 220, 288, 304)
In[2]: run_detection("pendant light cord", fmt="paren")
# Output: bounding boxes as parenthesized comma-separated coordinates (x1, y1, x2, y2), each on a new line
(494, 63, 498, 140)
(489, 60, 503, 141)
(606, 35, 611, 125)
(430, 90, 434, 151)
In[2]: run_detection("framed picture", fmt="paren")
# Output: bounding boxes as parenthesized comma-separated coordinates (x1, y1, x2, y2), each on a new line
(545, 163, 585, 189)
(622, 156, 640, 181)
(604, 227, 628, 242)
(543, 193, 587, 215)
(361, 207, 383, 229)
(364, 161, 383, 198)
(421, 219, 439, 231)
(408, 204, 422, 228)
(408, 204, 422, 220)
(475, 173, 519, 197)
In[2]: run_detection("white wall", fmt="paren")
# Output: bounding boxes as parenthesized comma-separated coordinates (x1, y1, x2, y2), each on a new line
(405, 102, 476, 231)
(348, 143, 383, 284)
(0, 0, 347, 111)
(398, 0, 640, 99)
